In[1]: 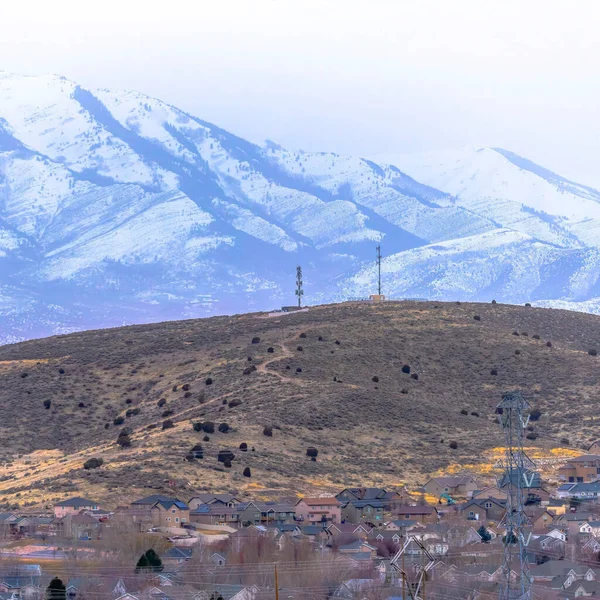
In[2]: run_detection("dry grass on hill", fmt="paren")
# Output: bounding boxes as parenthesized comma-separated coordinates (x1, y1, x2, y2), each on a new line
(1, 300, 600, 509)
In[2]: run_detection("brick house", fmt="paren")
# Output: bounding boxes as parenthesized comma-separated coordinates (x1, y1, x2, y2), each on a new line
(423, 476, 478, 499)
(295, 497, 341, 524)
(188, 494, 240, 510)
(53, 497, 99, 518)
(394, 506, 438, 524)
(558, 455, 600, 483)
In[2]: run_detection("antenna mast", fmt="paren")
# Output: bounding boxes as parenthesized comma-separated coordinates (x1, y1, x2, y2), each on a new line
(295, 266, 304, 308)
(376, 244, 382, 296)
(497, 391, 533, 600)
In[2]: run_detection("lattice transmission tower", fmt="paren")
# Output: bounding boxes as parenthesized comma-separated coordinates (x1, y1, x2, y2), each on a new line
(295, 266, 304, 308)
(497, 391, 533, 600)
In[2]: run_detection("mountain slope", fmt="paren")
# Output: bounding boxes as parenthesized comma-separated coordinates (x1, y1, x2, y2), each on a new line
(4, 73, 600, 342)
(0, 301, 599, 508)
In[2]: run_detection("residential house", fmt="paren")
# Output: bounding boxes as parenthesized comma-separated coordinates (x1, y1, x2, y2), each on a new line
(150, 499, 190, 527)
(338, 540, 377, 557)
(385, 519, 420, 533)
(581, 536, 600, 555)
(588, 440, 600, 454)
(369, 530, 402, 545)
(471, 487, 509, 502)
(327, 523, 371, 539)
(188, 494, 240, 511)
(195, 586, 258, 600)
(0, 565, 41, 600)
(53, 497, 99, 518)
(546, 499, 568, 515)
(131, 494, 179, 509)
(235, 501, 295, 526)
(162, 547, 193, 566)
(0, 513, 18, 537)
(190, 505, 240, 526)
(556, 481, 600, 499)
(58, 512, 102, 540)
(394, 505, 438, 524)
(423, 476, 478, 499)
(295, 497, 341, 524)
(336, 488, 389, 504)
(111, 507, 155, 532)
(210, 552, 227, 566)
(498, 468, 546, 504)
(340, 500, 386, 525)
(461, 498, 506, 523)
(527, 508, 554, 534)
(558, 454, 600, 483)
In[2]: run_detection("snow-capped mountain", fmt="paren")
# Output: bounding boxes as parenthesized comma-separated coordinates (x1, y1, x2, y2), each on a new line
(2, 73, 600, 343)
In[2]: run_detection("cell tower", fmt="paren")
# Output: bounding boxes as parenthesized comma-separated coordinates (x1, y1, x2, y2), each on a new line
(496, 391, 533, 600)
(376, 244, 382, 295)
(295, 266, 304, 308)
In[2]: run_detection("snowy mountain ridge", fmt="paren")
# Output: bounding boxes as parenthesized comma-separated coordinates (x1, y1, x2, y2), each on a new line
(2, 72, 600, 342)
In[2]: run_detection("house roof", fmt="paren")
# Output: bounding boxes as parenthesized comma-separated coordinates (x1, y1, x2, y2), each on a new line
(297, 497, 340, 506)
(300, 525, 323, 535)
(344, 499, 385, 509)
(163, 547, 193, 559)
(395, 506, 437, 515)
(0, 513, 17, 523)
(337, 488, 388, 501)
(346, 552, 374, 562)
(54, 497, 97, 507)
(328, 523, 371, 534)
(154, 499, 189, 510)
(190, 493, 238, 504)
(561, 454, 600, 464)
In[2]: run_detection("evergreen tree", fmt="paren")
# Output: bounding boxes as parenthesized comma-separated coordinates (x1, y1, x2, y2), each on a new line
(135, 548, 163, 572)
(477, 525, 492, 543)
(46, 577, 66, 600)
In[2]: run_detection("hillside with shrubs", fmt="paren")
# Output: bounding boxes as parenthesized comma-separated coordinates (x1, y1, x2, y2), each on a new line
(1, 300, 600, 508)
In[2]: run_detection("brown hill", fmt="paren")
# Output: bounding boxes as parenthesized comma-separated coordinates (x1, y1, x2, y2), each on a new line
(1, 300, 599, 509)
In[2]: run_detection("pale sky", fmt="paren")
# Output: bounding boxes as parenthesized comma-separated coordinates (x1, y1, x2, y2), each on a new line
(2, 0, 600, 186)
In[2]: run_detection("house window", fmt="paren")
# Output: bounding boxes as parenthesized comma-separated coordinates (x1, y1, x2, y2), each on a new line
(577, 477, 584, 483)
(485, 502, 492, 509)
(404, 515, 410, 519)
(175, 518, 179, 523)
(167, 517, 171, 522)
(569, 477, 575, 482)
(172, 509, 176, 514)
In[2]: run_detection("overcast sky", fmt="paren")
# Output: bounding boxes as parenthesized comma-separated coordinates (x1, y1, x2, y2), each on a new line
(2, 0, 600, 186)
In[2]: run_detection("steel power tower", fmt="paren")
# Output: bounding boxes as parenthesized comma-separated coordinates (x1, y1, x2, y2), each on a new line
(376, 244, 382, 295)
(497, 391, 533, 600)
(295, 266, 304, 307)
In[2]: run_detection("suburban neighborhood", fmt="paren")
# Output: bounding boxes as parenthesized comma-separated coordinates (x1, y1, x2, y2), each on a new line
(2, 451, 600, 599)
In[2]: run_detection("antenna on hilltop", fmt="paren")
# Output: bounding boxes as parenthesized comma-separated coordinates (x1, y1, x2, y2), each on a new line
(376, 244, 382, 296)
(295, 266, 304, 308)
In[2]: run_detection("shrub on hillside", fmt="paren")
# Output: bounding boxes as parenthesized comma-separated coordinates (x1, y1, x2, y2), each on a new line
(43, 400, 52, 410)
(218, 423, 230, 433)
(589, 349, 598, 356)
(218, 450, 235, 463)
(263, 426, 273, 437)
(243, 467, 251, 477)
(296, 367, 302, 373)
(401, 365, 410, 374)
(561, 438, 570, 445)
(490, 369, 498, 376)
(239, 442, 248, 451)
(306, 447, 318, 458)
(157, 398, 166, 407)
(83, 458, 104, 470)
(473, 315, 481, 321)
(449, 441, 458, 449)
(546, 341, 552, 347)
(243, 366, 256, 375)
(202, 421, 215, 434)
(161, 410, 173, 418)
(252, 337, 260, 344)
(526, 432, 538, 440)
(182, 384, 191, 391)
(229, 399, 242, 408)
(299, 332, 307, 338)
(162, 419, 174, 430)
(372, 376, 379, 383)
(117, 433, 131, 448)
(460, 409, 468, 415)
(114, 416, 125, 425)
(411, 373, 419, 380)
(529, 408, 542, 421)
(297, 346, 303, 351)
(267, 347, 274, 353)
(205, 377, 213, 385)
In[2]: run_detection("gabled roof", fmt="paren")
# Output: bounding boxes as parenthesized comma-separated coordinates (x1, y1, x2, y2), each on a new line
(344, 499, 385, 509)
(153, 499, 189, 511)
(561, 454, 600, 464)
(54, 497, 97, 507)
(388, 519, 418, 528)
(297, 497, 340, 506)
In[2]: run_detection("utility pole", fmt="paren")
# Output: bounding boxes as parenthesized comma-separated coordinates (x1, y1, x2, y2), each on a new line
(497, 391, 533, 600)
(274, 565, 279, 600)
(376, 244, 382, 296)
(295, 266, 304, 308)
